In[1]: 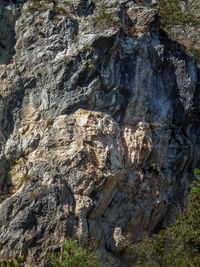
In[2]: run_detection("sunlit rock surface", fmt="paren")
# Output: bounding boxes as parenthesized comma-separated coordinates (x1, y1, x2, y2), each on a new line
(0, 0, 199, 265)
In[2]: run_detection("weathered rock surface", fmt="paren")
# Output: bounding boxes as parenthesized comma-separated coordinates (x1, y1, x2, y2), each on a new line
(169, 0, 200, 49)
(0, 0, 199, 266)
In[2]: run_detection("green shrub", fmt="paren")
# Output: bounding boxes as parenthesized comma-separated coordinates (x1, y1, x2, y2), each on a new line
(13, 159, 23, 166)
(158, 0, 187, 30)
(49, 239, 104, 267)
(150, 163, 162, 176)
(131, 168, 200, 266)
(97, 1, 107, 20)
(94, 0, 120, 29)
(0, 255, 25, 267)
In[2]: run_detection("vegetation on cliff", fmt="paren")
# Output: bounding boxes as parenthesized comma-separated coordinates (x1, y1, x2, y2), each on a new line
(132, 169, 200, 266)
(158, 0, 200, 65)
(158, 0, 200, 29)
(49, 240, 104, 267)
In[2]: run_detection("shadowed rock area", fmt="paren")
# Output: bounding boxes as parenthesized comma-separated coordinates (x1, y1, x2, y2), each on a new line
(0, 2, 20, 64)
(0, 0, 199, 266)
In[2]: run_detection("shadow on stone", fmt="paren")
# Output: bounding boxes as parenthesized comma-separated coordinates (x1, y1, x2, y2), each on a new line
(0, 2, 20, 65)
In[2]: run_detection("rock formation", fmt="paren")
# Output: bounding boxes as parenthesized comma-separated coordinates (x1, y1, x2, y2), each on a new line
(0, 0, 199, 266)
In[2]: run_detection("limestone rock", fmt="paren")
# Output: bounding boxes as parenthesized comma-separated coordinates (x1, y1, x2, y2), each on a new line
(0, 0, 199, 266)
(127, 6, 158, 31)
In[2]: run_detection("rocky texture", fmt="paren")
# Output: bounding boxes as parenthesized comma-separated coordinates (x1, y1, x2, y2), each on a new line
(169, 0, 200, 47)
(0, 2, 20, 64)
(0, 0, 199, 266)
(157, 0, 200, 66)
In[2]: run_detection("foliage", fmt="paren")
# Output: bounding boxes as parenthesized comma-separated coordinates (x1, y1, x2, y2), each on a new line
(0, 255, 25, 267)
(157, 0, 200, 31)
(0, 192, 9, 204)
(24, 0, 74, 20)
(13, 159, 23, 166)
(131, 168, 200, 266)
(150, 163, 162, 176)
(86, 60, 94, 69)
(96, 0, 109, 20)
(157, 0, 200, 66)
(11, 158, 23, 169)
(94, 0, 120, 30)
(49, 239, 104, 267)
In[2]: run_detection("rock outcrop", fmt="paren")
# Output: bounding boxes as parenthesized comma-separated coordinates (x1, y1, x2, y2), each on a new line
(0, 0, 199, 266)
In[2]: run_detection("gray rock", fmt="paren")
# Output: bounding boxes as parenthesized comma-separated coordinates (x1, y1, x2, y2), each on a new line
(0, 0, 199, 266)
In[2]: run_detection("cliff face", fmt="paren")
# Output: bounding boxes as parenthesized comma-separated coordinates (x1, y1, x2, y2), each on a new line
(0, 0, 199, 265)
